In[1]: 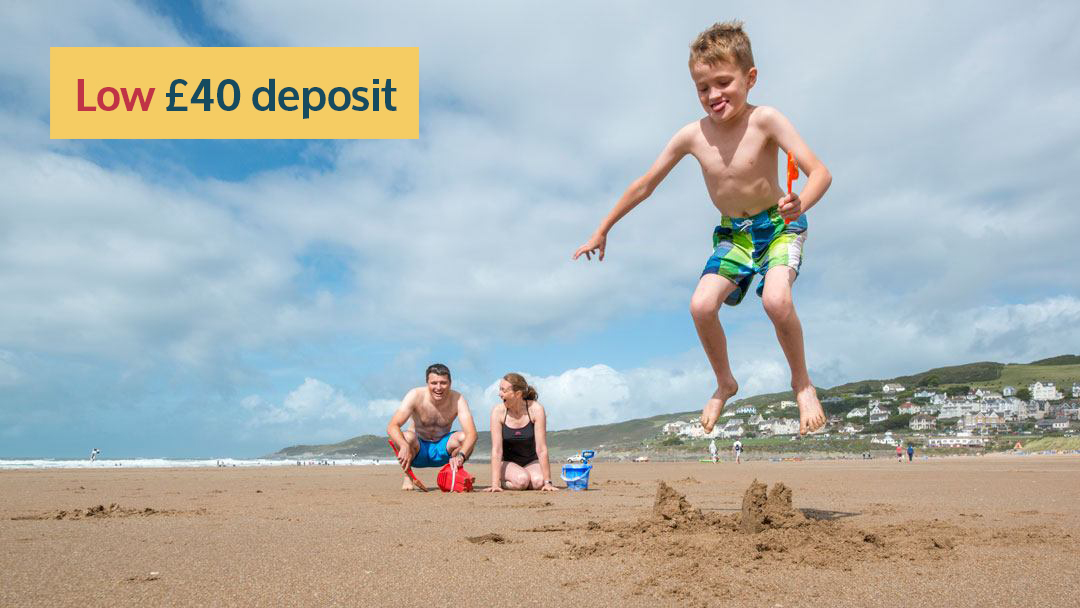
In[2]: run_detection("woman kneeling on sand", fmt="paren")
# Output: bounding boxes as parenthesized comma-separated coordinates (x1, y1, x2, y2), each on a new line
(484, 373, 558, 492)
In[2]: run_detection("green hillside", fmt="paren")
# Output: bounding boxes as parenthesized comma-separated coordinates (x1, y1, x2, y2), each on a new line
(1029, 355, 1080, 366)
(1017, 437, 1080, 451)
(969, 363, 1080, 391)
(267, 354, 1079, 458)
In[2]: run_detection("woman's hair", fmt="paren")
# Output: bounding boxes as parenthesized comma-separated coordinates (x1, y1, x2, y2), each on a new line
(503, 372, 538, 402)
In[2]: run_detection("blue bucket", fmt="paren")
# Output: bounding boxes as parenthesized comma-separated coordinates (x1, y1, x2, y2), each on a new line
(560, 463, 592, 491)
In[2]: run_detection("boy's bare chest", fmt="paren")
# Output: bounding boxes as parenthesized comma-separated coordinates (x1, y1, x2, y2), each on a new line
(690, 129, 774, 180)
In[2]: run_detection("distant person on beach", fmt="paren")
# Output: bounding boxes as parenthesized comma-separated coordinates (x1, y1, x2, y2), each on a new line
(907, 444, 914, 462)
(89, 448, 99, 462)
(387, 363, 478, 490)
(709, 439, 718, 463)
(483, 373, 558, 492)
(573, 20, 831, 436)
(733, 439, 743, 464)
(896, 444, 904, 462)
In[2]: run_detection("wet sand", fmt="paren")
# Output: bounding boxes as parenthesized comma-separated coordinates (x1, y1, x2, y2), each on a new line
(2, 455, 1079, 607)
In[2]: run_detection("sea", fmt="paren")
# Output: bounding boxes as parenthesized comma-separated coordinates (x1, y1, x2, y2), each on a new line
(0, 458, 386, 469)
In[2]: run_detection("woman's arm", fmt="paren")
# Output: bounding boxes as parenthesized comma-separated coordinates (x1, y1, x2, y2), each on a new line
(532, 403, 557, 491)
(483, 405, 504, 492)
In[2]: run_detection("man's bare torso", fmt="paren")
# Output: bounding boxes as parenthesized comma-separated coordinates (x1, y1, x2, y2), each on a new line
(685, 105, 784, 218)
(408, 388, 461, 441)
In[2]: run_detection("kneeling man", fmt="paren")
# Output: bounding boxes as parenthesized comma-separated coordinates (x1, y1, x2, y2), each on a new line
(387, 363, 478, 490)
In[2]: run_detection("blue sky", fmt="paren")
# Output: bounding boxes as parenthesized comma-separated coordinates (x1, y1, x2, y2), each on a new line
(2, 1, 1079, 458)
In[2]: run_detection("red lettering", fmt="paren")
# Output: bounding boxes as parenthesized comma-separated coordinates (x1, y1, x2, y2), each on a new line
(97, 87, 119, 111)
(77, 79, 96, 111)
(121, 87, 155, 111)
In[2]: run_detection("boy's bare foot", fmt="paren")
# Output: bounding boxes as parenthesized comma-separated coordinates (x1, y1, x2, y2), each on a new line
(401, 476, 416, 491)
(700, 380, 738, 433)
(795, 385, 826, 435)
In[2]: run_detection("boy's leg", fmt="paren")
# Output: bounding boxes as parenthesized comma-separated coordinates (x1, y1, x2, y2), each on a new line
(760, 266, 826, 435)
(690, 273, 741, 432)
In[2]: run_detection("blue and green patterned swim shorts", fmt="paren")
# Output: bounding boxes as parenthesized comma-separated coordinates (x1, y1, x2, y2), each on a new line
(701, 206, 807, 306)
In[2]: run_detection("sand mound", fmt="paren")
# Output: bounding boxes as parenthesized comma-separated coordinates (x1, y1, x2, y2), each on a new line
(564, 481, 981, 571)
(11, 503, 196, 521)
(466, 533, 507, 544)
(653, 481, 705, 527)
(739, 479, 807, 533)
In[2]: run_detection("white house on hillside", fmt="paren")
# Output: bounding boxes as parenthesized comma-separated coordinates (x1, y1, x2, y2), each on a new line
(735, 405, 758, 415)
(909, 414, 937, 431)
(678, 422, 719, 439)
(1073, 383, 1080, 399)
(846, 407, 867, 419)
(962, 412, 1003, 431)
(1030, 382, 1063, 401)
(839, 423, 863, 434)
(869, 405, 891, 424)
(760, 418, 799, 436)
(1002, 386, 1016, 397)
(662, 420, 689, 435)
(882, 383, 905, 394)
(719, 424, 745, 439)
(898, 401, 921, 415)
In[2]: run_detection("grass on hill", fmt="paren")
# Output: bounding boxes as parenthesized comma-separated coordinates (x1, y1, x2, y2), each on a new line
(1029, 355, 1080, 366)
(1016, 437, 1080, 452)
(967, 363, 1080, 392)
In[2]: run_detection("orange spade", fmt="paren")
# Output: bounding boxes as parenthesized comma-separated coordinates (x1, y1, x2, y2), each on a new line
(785, 151, 798, 225)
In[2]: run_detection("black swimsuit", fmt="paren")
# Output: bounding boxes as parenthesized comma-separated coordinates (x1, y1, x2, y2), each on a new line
(501, 403, 539, 467)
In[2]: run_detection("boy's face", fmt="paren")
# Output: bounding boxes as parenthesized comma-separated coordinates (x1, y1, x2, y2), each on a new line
(691, 60, 757, 124)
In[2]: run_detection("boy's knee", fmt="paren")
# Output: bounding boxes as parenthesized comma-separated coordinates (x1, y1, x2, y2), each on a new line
(762, 292, 793, 320)
(689, 296, 720, 321)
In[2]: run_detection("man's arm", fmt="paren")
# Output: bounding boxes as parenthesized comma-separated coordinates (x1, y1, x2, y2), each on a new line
(572, 125, 693, 261)
(386, 390, 416, 467)
(453, 393, 478, 460)
(759, 107, 832, 219)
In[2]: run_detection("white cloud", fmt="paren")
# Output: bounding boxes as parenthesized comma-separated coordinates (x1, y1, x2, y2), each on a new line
(476, 357, 792, 431)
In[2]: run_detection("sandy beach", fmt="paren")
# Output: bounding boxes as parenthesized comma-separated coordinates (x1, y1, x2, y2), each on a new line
(3, 455, 1079, 608)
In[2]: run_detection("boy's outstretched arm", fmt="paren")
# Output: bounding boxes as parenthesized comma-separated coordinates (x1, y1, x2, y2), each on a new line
(761, 108, 832, 221)
(572, 126, 692, 261)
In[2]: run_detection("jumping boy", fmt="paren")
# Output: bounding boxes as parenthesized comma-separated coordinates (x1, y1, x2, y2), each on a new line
(573, 21, 830, 435)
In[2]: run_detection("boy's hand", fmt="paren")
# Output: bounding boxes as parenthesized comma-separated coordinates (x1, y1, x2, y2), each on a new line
(778, 192, 802, 222)
(572, 233, 607, 261)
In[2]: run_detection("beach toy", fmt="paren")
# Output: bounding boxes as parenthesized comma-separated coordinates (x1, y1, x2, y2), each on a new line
(560, 450, 594, 491)
(388, 439, 428, 492)
(784, 151, 798, 225)
(437, 462, 474, 492)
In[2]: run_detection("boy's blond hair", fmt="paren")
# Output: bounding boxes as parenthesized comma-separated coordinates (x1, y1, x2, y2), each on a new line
(689, 20, 755, 72)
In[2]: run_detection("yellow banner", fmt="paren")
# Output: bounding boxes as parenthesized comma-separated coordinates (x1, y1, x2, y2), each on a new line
(50, 47, 418, 139)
